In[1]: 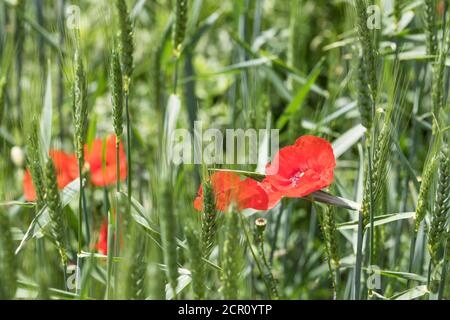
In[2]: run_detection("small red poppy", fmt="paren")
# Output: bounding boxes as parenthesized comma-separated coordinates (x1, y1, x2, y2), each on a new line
(265, 135, 335, 198)
(85, 135, 127, 187)
(96, 220, 108, 255)
(438, 1, 445, 15)
(194, 172, 268, 212)
(23, 150, 79, 201)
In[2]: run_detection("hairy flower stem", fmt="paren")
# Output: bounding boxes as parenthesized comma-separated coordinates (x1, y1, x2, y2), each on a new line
(239, 212, 273, 299)
(254, 218, 279, 299)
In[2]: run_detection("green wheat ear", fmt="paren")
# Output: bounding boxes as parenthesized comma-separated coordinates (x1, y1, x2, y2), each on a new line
(116, 0, 134, 91)
(201, 180, 218, 258)
(428, 146, 450, 264)
(173, 0, 188, 57)
(185, 224, 206, 299)
(26, 120, 46, 210)
(361, 113, 391, 226)
(354, 0, 378, 102)
(73, 50, 88, 163)
(44, 158, 68, 267)
(357, 58, 372, 129)
(321, 205, 340, 269)
(424, 0, 438, 56)
(431, 39, 448, 133)
(111, 50, 124, 139)
(415, 156, 438, 232)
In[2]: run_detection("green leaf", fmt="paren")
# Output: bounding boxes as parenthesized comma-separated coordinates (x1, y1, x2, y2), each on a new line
(122, 192, 222, 272)
(15, 178, 81, 254)
(209, 168, 266, 182)
(207, 57, 273, 76)
(165, 268, 192, 300)
(40, 62, 52, 157)
(362, 268, 427, 283)
(332, 124, 366, 159)
(391, 285, 429, 300)
(163, 94, 181, 168)
(276, 59, 324, 129)
(78, 251, 123, 263)
(17, 279, 82, 300)
(86, 113, 97, 150)
(337, 212, 415, 230)
(0, 201, 35, 208)
(306, 190, 361, 211)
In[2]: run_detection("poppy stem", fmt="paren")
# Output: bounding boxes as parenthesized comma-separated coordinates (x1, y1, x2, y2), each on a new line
(238, 211, 273, 300)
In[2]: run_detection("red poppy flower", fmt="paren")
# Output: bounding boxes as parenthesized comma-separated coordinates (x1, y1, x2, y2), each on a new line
(265, 135, 335, 198)
(85, 135, 127, 187)
(194, 172, 268, 211)
(438, 1, 445, 15)
(23, 150, 79, 201)
(96, 220, 108, 255)
(259, 179, 284, 210)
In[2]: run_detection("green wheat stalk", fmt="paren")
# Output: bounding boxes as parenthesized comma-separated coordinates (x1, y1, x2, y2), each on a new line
(160, 182, 178, 299)
(14, 0, 26, 120)
(122, 225, 147, 300)
(221, 207, 242, 299)
(0, 76, 6, 126)
(0, 209, 17, 299)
